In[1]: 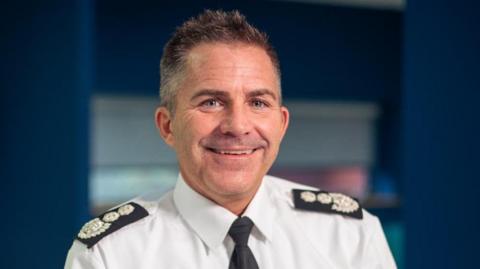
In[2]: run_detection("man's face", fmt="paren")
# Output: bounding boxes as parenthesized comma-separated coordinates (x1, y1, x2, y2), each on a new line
(156, 43, 289, 206)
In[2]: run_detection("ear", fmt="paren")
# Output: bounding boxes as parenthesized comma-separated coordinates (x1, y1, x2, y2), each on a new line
(155, 106, 175, 147)
(279, 106, 290, 140)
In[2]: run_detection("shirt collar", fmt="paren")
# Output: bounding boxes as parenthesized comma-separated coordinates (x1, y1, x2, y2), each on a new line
(173, 174, 237, 250)
(173, 174, 276, 250)
(241, 178, 275, 241)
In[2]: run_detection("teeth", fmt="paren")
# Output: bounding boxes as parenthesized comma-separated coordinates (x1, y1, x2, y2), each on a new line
(214, 149, 254, 155)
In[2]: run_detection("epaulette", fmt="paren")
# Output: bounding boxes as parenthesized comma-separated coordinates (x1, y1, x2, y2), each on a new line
(76, 202, 149, 248)
(292, 189, 363, 219)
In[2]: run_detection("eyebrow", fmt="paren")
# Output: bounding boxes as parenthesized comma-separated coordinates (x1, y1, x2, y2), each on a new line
(247, 89, 278, 101)
(190, 89, 229, 101)
(190, 88, 278, 101)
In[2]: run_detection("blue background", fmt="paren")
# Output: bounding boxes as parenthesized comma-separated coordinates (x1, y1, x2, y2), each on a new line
(1, 0, 479, 268)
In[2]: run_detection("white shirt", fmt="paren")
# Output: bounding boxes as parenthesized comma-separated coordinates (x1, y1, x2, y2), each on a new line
(65, 174, 397, 269)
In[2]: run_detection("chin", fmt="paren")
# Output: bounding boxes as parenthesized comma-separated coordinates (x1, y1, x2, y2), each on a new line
(206, 170, 261, 196)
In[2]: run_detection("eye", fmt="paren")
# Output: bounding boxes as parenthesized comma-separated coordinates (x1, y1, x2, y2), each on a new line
(200, 99, 222, 108)
(251, 99, 268, 109)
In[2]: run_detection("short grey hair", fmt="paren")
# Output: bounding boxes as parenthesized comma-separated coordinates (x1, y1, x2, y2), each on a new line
(159, 9, 281, 114)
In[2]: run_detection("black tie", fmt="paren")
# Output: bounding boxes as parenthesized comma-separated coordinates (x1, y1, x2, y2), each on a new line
(228, 217, 259, 269)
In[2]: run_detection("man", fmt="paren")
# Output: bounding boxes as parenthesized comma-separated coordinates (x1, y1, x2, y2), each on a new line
(65, 10, 396, 268)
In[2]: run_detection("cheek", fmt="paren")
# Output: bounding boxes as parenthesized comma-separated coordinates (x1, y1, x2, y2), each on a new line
(175, 113, 218, 147)
(257, 115, 285, 142)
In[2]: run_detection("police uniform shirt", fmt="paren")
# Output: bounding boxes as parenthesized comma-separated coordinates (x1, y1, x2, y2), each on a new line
(65, 174, 397, 269)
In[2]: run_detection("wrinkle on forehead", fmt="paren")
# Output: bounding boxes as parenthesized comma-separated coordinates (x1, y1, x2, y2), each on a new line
(187, 42, 265, 67)
(183, 42, 279, 96)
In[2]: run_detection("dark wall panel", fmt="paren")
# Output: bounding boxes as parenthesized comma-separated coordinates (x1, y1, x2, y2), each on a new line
(403, 0, 480, 268)
(1, 1, 92, 267)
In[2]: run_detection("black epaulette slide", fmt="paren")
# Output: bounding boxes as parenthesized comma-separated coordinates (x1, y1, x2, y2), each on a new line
(292, 189, 363, 219)
(76, 202, 149, 248)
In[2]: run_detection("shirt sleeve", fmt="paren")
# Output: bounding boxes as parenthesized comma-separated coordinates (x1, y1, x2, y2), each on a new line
(364, 216, 398, 269)
(64, 241, 105, 269)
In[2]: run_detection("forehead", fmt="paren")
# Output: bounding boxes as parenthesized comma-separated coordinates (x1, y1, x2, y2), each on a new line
(186, 42, 272, 67)
(182, 43, 279, 95)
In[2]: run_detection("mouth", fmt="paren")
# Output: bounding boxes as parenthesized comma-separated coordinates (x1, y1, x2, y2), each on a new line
(206, 147, 259, 156)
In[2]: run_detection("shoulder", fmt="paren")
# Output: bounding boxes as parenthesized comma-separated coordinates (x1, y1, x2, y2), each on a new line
(65, 189, 178, 268)
(264, 175, 364, 220)
(265, 174, 384, 243)
(75, 202, 149, 249)
(264, 175, 387, 250)
(72, 189, 175, 249)
(264, 175, 395, 267)
(65, 201, 152, 269)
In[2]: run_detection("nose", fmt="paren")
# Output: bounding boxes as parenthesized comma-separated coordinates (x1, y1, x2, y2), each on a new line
(219, 103, 252, 136)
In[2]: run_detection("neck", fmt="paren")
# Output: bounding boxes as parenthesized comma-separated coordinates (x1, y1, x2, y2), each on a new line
(215, 194, 255, 216)
(180, 173, 262, 216)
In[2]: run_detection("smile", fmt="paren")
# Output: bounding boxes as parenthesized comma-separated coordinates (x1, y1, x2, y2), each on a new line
(207, 148, 258, 155)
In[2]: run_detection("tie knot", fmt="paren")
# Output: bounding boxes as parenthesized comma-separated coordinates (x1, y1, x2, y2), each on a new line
(228, 217, 254, 246)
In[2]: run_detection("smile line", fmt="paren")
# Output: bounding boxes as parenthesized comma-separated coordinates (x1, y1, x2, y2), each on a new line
(206, 148, 258, 155)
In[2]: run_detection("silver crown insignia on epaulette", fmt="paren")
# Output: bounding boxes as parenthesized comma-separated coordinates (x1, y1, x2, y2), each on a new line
(77, 204, 136, 239)
(300, 191, 359, 213)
